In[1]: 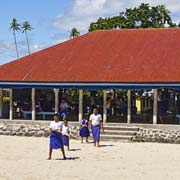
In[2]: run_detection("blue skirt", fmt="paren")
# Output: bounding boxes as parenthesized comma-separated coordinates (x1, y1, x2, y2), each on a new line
(50, 132, 63, 149)
(79, 126, 90, 137)
(91, 124, 101, 141)
(158, 101, 165, 116)
(62, 135, 69, 146)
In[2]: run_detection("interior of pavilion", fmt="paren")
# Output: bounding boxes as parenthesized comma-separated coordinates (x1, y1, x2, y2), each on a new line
(1, 88, 180, 124)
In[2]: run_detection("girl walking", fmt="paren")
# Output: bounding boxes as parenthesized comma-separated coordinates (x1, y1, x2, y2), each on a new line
(79, 116, 90, 143)
(89, 107, 104, 147)
(48, 113, 66, 160)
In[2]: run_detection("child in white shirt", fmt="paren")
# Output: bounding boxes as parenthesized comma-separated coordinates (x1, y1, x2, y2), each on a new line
(62, 119, 70, 151)
(48, 113, 66, 160)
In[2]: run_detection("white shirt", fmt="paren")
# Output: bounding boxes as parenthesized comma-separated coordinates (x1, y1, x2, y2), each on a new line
(60, 102, 69, 111)
(62, 124, 70, 136)
(107, 102, 111, 109)
(50, 121, 63, 130)
(89, 113, 102, 126)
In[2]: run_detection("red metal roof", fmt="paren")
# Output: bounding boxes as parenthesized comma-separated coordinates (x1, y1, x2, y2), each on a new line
(1, 28, 180, 83)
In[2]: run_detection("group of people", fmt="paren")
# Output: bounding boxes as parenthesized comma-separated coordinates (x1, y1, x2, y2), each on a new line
(48, 107, 104, 160)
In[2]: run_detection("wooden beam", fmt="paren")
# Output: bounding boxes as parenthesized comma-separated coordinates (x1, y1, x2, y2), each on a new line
(78, 89, 83, 122)
(54, 89, 59, 113)
(0, 88, 2, 118)
(103, 90, 107, 123)
(9, 89, 13, 120)
(31, 88, 36, 120)
(153, 89, 158, 124)
(127, 90, 131, 124)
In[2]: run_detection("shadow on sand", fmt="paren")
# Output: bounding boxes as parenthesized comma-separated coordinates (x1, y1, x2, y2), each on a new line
(55, 157, 80, 160)
(86, 141, 114, 147)
(68, 148, 81, 152)
(98, 144, 114, 148)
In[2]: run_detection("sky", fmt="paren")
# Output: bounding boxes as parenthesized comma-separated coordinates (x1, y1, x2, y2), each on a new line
(1, 0, 180, 65)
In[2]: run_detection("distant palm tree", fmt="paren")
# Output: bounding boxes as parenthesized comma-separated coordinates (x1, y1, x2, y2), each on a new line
(22, 21, 33, 55)
(10, 18, 21, 58)
(70, 27, 80, 39)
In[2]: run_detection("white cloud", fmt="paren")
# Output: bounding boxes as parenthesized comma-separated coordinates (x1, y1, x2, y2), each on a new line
(0, 41, 16, 58)
(0, 41, 15, 51)
(0, 39, 48, 65)
(52, 0, 180, 32)
(33, 44, 39, 49)
(0, 41, 17, 64)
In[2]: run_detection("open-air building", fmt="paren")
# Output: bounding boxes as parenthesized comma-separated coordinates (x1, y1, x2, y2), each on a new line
(0, 28, 180, 125)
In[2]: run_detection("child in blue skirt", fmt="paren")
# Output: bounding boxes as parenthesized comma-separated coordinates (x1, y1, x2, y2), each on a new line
(62, 119, 70, 151)
(79, 116, 90, 143)
(89, 107, 104, 147)
(48, 113, 66, 160)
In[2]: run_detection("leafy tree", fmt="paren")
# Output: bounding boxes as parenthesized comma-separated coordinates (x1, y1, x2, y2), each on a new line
(89, 3, 176, 31)
(10, 18, 21, 58)
(22, 21, 33, 55)
(70, 27, 80, 39)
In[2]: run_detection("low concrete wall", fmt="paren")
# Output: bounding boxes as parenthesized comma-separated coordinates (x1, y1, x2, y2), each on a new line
(1, 120, 180, 143)
(132, 128, 180, 143)
(107, 123, 180, 131)
(0, 120, 79, 138)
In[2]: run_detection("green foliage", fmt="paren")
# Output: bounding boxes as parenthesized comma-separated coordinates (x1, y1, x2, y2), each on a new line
(83, 90, 91, 96)
(22, 21, 33, 55)
(22, 21, 33, 33)
(66, 89, 78, 96)
(89, 3, 176, 31)
(10, 18, 21, 32)
(70, 27, 80, 39)
(10, 18, 21, 58)
(3, 97, 10, 103)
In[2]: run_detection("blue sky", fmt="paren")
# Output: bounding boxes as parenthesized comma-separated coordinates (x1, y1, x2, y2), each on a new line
(0, 0, 72, 64)
(1, 0, 180, 65)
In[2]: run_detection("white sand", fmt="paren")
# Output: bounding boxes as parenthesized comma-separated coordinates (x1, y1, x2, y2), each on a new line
(0, 136, 180, 180)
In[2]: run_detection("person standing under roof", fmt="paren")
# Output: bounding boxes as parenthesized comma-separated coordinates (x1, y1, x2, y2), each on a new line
(59, 98, 69, 112)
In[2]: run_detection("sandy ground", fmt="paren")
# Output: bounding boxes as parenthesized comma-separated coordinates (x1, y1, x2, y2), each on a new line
(0, 136, 180, 180)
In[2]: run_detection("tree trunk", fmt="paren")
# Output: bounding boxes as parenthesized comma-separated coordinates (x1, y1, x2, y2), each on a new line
(13, 30, 19, 58)
(25, 31, 30, 55)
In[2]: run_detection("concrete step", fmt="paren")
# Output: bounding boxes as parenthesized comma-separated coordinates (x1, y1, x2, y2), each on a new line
(105, 123, 139, 126)
(89, 134, 134, 141)
(104, 126, 139, 131)
(100, 134, 133, 141)
(103, 130, 137, 136)
(105, 123, 131, 126)
(101, 134, 133, 140)
(88, 125, 139, 142)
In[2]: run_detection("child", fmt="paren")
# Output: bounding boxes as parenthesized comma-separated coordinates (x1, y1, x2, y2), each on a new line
(79, 116, 90, 143)
(89, 107, 104, 147)
(62, 119, 70, 151)
(48, 113, 66, 160)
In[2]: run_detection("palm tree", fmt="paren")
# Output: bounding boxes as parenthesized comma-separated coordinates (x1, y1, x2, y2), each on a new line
(10, 18, 21, 58)
(22, 21, 33, 55)
(70, 27, 80, 39)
